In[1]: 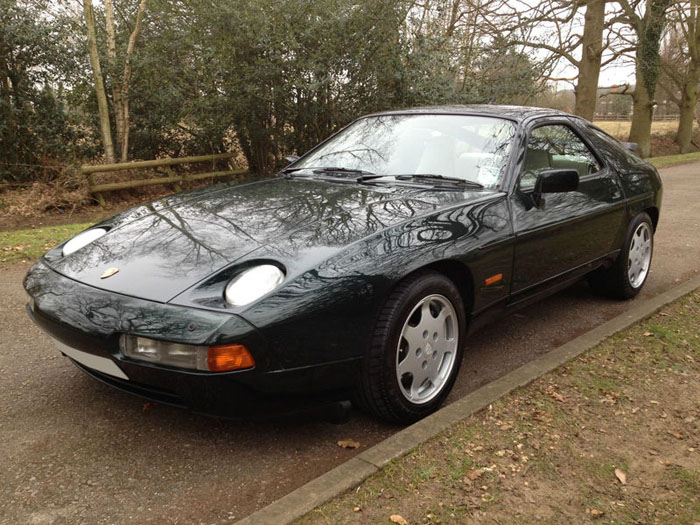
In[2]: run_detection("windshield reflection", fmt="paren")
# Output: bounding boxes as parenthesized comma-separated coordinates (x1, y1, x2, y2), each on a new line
(294, 114, 516, 188)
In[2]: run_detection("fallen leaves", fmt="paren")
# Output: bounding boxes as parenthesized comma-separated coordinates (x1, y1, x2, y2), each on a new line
(532, 410, 550, 423)
(466, 468, 485, 481)
(337, 439, 361, 449)
(586, 508, 605, 518)
(614, 468, 627, 485)
(389, 514, 408, 525)
(546, 385, 565, 403)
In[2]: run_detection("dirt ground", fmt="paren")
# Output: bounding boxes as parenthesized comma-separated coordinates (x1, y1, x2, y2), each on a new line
(0, 162, 698, 524)
(301, 292, 700, 524)
(0, 189, 160, 231)
(0, 172, 248, 232)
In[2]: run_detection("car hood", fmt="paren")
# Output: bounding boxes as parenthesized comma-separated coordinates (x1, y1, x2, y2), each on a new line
(46, 177, 487, 302)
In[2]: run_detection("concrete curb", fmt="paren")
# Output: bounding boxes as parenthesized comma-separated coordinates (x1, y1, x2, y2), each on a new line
(237, 274, 700, 525)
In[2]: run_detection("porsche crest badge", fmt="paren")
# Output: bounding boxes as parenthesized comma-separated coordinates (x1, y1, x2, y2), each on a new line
(100, 267, 119, 279)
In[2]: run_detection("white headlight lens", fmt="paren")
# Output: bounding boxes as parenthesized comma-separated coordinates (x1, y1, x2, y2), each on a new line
(62, 228, 108, 256)
(120, 334, 209, 370)
(225, 264, 285, 306)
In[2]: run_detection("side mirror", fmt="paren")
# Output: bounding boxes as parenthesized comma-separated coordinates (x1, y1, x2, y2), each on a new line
(621, 142, 639, 152)
(285, 155, 300, 165)
(534, 169, 579, 195)
(531, 169, 579, 207)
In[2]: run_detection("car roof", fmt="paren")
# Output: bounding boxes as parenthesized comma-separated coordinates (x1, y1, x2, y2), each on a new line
(369, 104, 569, 123)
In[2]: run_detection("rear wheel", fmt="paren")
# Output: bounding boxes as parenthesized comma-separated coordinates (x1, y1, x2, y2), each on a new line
(354, 271, 466, 424)
(589, 212, 654, 299)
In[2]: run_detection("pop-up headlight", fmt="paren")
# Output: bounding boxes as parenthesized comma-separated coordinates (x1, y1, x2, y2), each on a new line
(224, 264, 285, 307)
(62, 228, 108, 256)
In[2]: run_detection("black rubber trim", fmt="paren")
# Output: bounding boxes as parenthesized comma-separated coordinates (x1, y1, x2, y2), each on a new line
(72, 360, 185, 407)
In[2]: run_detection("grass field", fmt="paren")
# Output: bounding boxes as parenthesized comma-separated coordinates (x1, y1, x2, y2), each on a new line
(649, 151, 700, 168)
(593, 120, 696, 139)
(0, 223, 91, 265)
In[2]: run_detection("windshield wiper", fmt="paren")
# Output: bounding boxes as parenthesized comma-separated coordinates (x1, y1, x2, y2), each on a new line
(312, 167, 374, 176)
(393, 174, 484, 188)
(284, 168, 485, 189)
(283, 166, 374, 176)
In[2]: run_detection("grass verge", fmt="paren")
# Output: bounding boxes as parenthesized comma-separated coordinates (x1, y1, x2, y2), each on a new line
(593, 120, 692, 138)
(0, 223, 92, 266)
(649, 151, 700, 169)
(299, 291, 700, 525)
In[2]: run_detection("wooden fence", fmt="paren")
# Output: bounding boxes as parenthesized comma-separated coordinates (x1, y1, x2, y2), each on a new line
(81, 152, 247, 205)
(592, 114, 681, 122)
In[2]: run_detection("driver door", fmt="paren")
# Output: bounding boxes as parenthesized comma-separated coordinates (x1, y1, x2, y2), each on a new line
(509, 119, 625, 299)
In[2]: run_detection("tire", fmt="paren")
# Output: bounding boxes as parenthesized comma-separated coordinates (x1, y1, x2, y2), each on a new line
(354, 271, 466, 424)
(589, 212, 654, 300)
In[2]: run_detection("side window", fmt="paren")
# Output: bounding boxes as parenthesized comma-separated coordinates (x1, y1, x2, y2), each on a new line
(519, 124, 601, 190)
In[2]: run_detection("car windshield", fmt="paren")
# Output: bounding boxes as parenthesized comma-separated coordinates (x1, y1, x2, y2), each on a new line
(292, 114, 516, 188)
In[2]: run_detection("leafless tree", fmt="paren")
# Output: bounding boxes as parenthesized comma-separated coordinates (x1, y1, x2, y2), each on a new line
(83, 0, 115, 163)
(477, 0, 629, 120)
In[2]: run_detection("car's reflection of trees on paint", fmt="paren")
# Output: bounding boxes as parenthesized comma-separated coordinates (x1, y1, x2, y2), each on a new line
(26, 264, 235, 345)
(241, 198, 510, 367)
(54, 179, 466, 281)
(41, 167, 509, 364)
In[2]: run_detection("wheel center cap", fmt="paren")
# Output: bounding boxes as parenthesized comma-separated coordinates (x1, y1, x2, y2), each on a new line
(425, 343, 433, 356)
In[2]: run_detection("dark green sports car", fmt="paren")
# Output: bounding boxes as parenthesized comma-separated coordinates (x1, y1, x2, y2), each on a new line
(24, 106, 662, 423)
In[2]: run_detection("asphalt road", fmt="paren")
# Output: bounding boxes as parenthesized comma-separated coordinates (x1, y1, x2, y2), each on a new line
(1, 163, 699, 524)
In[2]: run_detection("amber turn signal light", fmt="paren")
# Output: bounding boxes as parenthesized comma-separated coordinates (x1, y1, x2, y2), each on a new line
(207, 344, 255, 372)
(484, 273, 503, 286)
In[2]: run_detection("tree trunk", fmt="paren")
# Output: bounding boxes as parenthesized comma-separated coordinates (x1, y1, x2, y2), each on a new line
(84, 0, 115, 163)
(118, 0, 148, 162)
(574, 0, 605, 121)
(0, 44, 14, 132)
(621, 0, 672, 158)
(676, 68, 699, 154)
(629, 63, 654, 157)
(104, 0, 125, 157)
(121, 97, 130, 162)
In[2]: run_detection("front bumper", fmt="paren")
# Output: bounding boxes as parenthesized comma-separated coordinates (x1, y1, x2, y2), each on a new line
(24, 260, 360, 418)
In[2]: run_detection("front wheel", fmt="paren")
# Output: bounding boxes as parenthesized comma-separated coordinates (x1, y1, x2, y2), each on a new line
(354, 271, 466, 424)
(589, 212, 654, 299)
